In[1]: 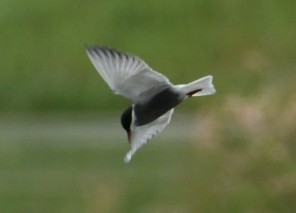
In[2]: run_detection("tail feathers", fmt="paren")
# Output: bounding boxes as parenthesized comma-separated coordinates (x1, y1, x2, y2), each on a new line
(178, 75, 216, 97)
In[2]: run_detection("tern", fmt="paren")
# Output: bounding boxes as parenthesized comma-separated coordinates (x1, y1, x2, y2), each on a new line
(86, 46, 216, 163)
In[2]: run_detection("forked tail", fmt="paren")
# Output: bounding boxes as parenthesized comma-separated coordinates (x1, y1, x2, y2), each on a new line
(178, 75, 216, 97)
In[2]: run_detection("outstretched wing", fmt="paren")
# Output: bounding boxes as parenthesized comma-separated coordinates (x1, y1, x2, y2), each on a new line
(124, 109, 174, 163)
(86, 46, 172, 103)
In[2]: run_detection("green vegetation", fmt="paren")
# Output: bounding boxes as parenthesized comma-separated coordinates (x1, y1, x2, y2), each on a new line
(1, 110, 296, 212)
(1, 0, 295, 111)
(1, 111, 295, 212)
(1, 0, 296, 212)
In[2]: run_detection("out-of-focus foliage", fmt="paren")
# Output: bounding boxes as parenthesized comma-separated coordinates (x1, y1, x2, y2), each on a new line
(1, 0, 296, 212)
(1, 0, 295, 111)
(0, 103, 296, 212)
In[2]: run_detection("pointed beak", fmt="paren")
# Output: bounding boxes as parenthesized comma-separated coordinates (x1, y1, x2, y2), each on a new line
(127, 130, 132, 144)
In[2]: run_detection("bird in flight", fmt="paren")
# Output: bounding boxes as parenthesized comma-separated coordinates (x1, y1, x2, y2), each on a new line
(86, 46, 216, 163)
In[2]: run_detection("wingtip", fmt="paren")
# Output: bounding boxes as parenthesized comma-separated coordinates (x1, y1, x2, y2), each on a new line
(124, 151, 132, 164)
(85, 44, 103, 50)
(85, 44, 99, 51)
(85, 44, 94, 53)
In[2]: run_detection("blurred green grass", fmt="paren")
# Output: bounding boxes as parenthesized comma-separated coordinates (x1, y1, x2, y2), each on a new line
(1, 0, 295, 111)
(0, 110, 295, 212)
(1, 0, 296, 212)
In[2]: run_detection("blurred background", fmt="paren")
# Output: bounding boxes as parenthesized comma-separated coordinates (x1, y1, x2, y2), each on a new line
(1, 0, 296, 212)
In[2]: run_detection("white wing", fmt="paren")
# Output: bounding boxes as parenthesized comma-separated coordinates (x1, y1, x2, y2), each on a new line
(124, 109, 174, 163)
(86, 46, 172, 103)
